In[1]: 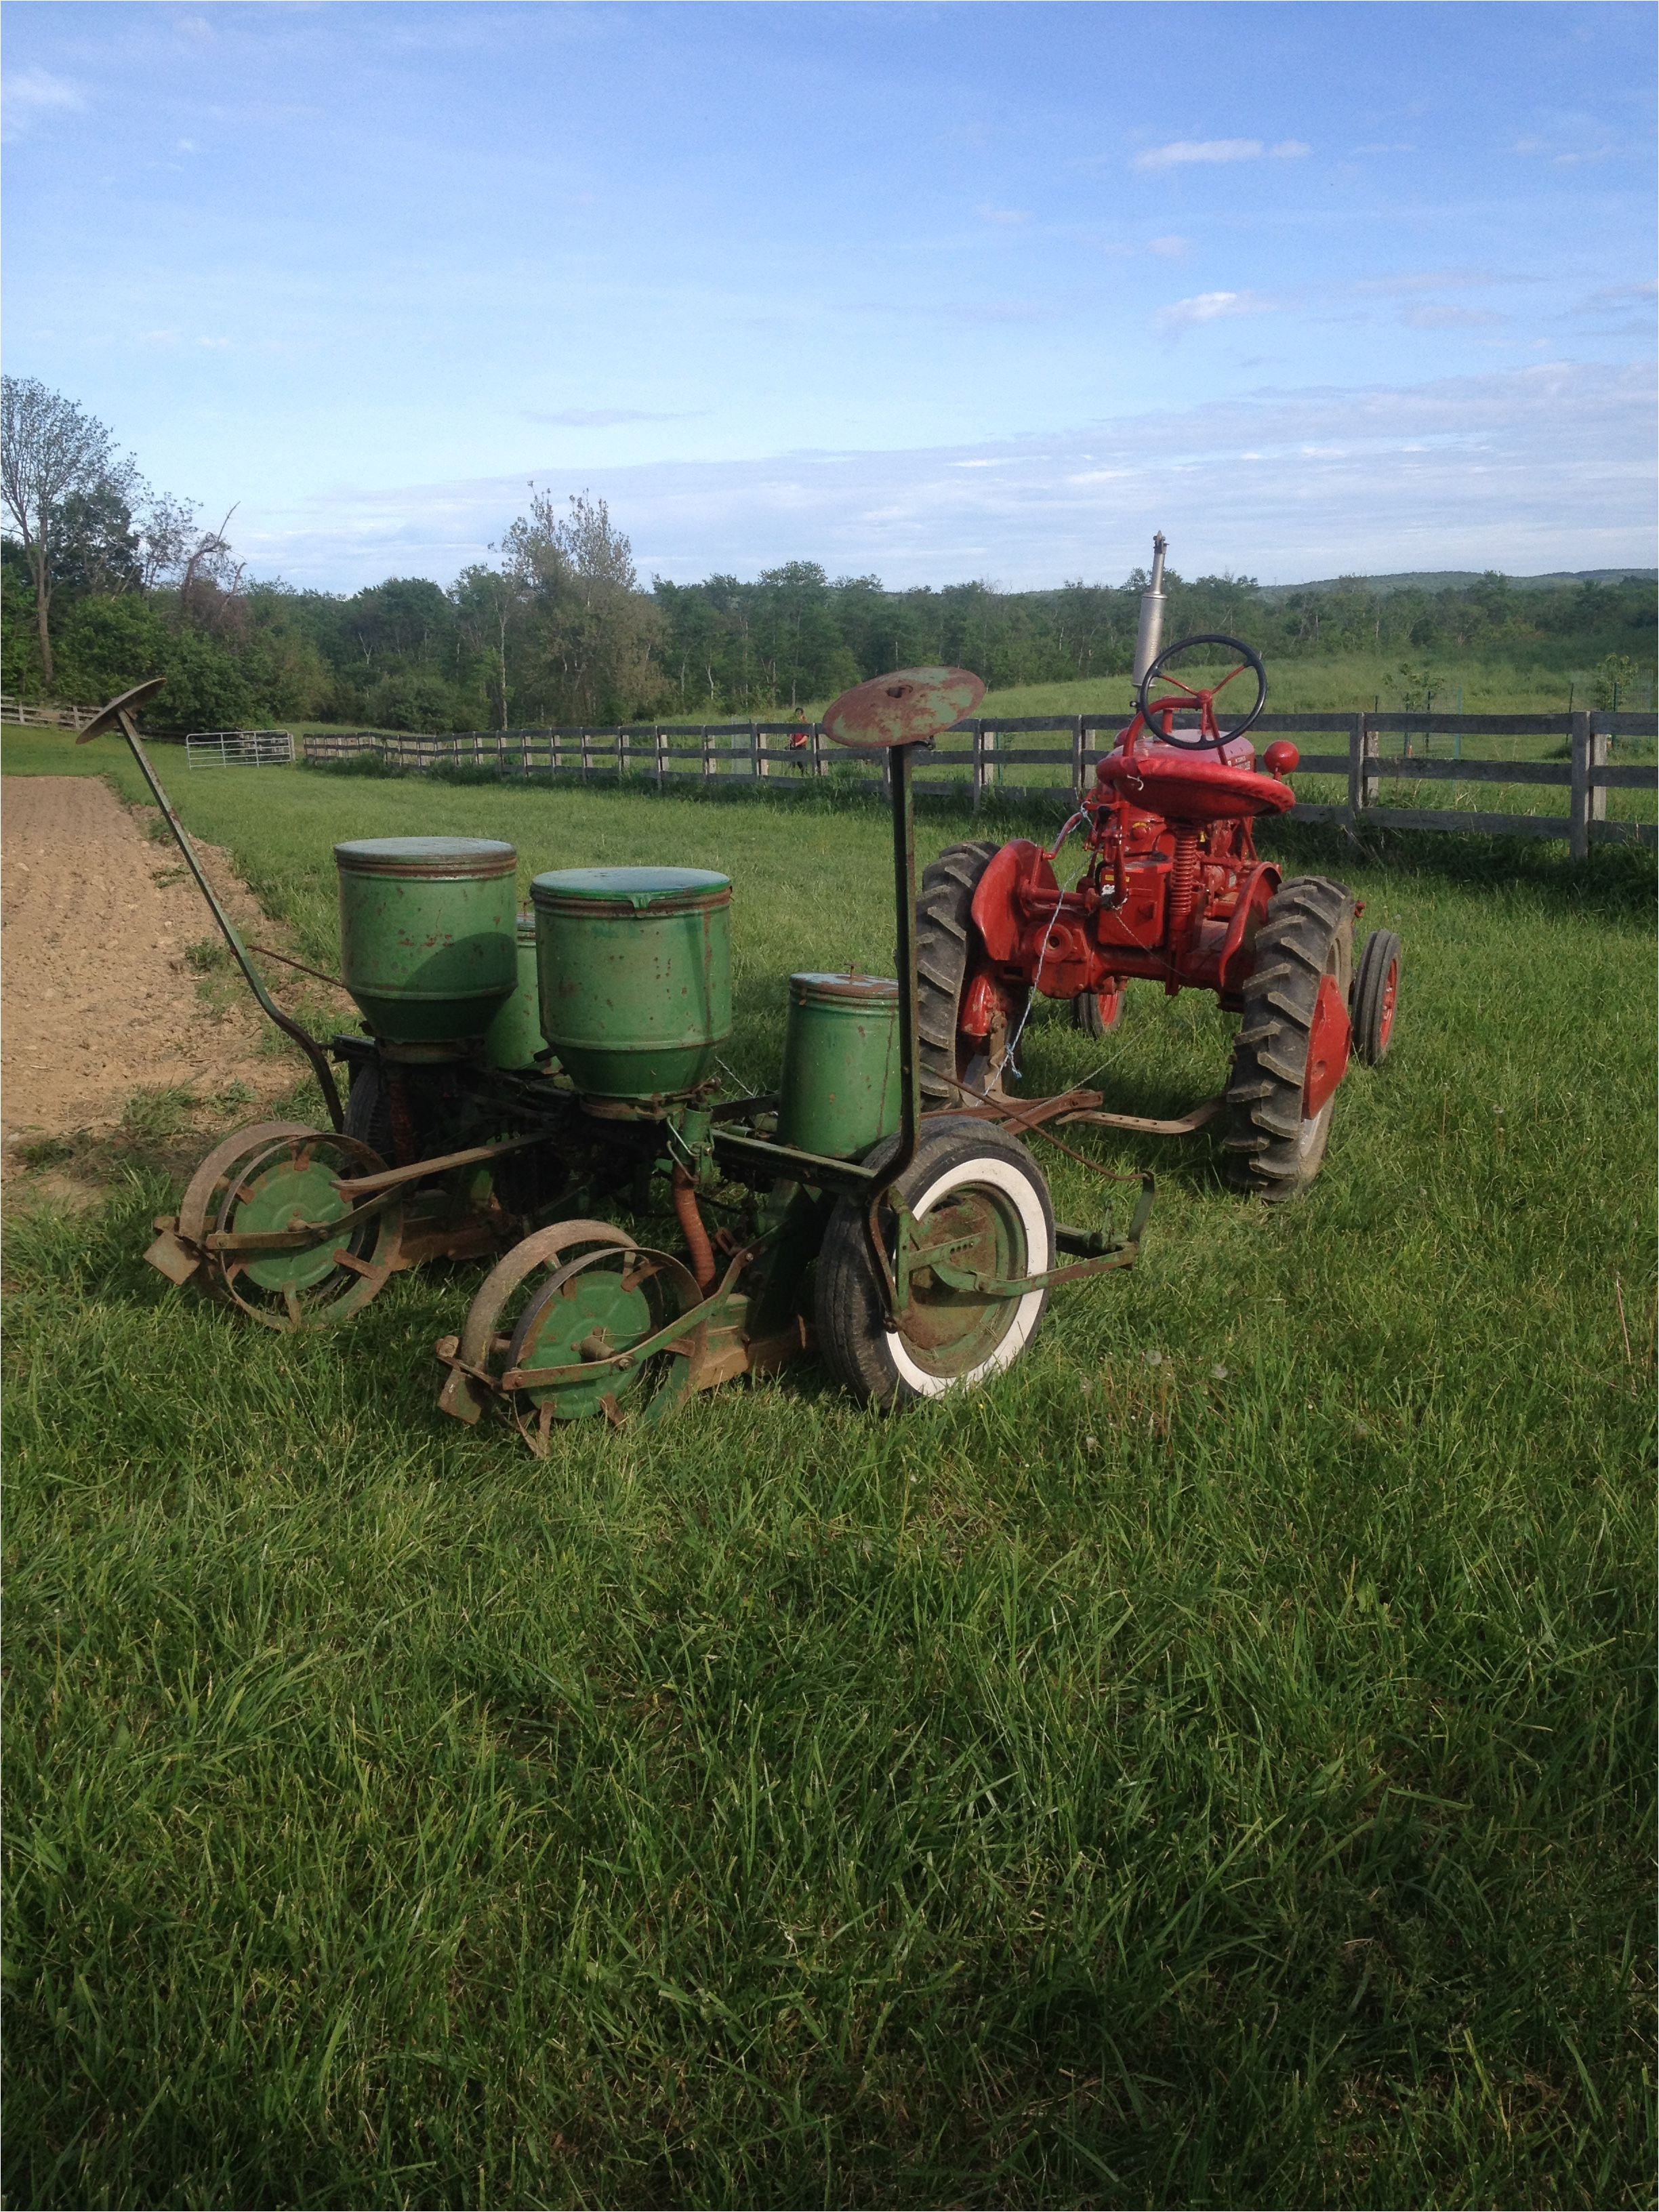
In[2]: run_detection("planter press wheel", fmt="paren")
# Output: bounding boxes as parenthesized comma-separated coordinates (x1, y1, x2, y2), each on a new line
(1136, 633, 1267, 751)
(436, 1219, 701, 1441)
(177, 1120, 403, 1330)
(504, 1243, 702, 1451)
(916, 841, 1029, 1103)
(815, 1118, 1055, 1410)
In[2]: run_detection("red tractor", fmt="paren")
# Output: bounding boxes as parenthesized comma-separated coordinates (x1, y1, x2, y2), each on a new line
(916, 631, 1401, 1200)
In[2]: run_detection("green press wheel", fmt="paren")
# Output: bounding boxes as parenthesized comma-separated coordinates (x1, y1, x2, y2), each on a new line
(178, 1121, 403, 1330)
(503, 1242, 701, 1447)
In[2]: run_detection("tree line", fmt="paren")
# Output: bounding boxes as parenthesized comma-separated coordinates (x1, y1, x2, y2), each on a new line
(3, 377, 1653, 733)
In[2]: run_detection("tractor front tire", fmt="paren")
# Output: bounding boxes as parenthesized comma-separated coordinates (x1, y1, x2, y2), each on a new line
(1351, 928, 1402, 1065)
(1072, 983, 1125, 1038)
(815, 1118, 1054, 1410)
(1223, 876, 1353, 1202)
(916, 840, 1026, 1103)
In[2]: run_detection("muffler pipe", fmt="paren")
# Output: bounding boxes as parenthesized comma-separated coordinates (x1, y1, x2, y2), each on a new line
(1132, 531, 1168, 685)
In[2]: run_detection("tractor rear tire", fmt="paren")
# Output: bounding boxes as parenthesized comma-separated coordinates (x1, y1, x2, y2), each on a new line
(916, 840, 1026, 1103)
(1223, 875, 1353, 1203)
(815, 1118, 1054, 1410)
(1351, 929, 1402, 1065)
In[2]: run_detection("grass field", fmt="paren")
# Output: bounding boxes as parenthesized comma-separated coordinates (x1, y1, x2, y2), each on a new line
(5, 731, 1656, 2208)
(914, 655, 1649, 724)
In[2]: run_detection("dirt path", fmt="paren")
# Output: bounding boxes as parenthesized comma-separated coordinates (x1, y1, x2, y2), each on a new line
(2, 776, 330, 1153)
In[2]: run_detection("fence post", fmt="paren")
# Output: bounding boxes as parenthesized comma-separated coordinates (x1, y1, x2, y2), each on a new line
(972, 721, 985, 810)
(1073, 714, 1086, 802)
(752, 720, 762, 779)
(1569, 710, 1598, 860)
(701, 726, 712, 781)
(1349, 715, 1376, 823)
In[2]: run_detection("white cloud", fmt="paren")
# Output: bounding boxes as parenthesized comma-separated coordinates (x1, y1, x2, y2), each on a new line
(1354, 142, 1417, 155)
(1133, 138, 1263, 171)
(976, 204, 1031, 226)
(1155, 289, 1277, 334)
(238, 362, 1656, 592)
(1269, 140, 1311, 160)
(2, 66, 86, 138)
(1513, 134, 1613, 168)
(1147, 235, 1190, 258)
(1403, 304, 1505, 331)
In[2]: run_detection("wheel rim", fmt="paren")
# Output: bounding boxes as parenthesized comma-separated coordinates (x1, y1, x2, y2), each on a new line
(506, 1245, 699, 1429)
(958, 960, 1026, 1097)
(203, 1129, 402, 1330)
(1377, 958, 1399, 1050)
(886, 1158, 1048, 1393)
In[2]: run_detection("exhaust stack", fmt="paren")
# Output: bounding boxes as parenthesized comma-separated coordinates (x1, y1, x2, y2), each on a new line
(1131, 531, 1168, 684)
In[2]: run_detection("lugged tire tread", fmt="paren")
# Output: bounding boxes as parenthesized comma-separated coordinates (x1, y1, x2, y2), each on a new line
(1222, 874, 1353, 1201)
(914, 840, 1008, 1103)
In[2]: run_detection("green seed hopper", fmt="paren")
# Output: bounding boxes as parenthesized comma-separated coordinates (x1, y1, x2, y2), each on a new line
(84, 672, 1153, 1448)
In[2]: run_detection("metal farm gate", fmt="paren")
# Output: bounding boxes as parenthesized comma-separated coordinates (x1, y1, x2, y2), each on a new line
(186, 730, 295, 769)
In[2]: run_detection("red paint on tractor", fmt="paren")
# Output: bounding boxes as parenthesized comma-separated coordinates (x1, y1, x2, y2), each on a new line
(1377, 958, 1399, 1050)
(1303, 975, 1353, 1117)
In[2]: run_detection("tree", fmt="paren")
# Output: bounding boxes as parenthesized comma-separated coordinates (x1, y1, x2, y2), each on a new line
(499, 487, 664, 724)
(0, 377, 138, 685)
(453, 564, 524, 729)
(49, 483, 142, 597)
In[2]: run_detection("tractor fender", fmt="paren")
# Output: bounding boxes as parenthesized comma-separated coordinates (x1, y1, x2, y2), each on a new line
(969, 840, 1057, 964)
(1214, 861, 1282, 997)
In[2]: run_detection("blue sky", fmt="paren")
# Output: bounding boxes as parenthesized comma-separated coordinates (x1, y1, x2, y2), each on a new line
(3, 1, 1654, 591)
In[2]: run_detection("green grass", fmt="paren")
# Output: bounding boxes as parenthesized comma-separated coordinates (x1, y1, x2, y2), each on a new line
(5, 735, 1655, 2207)
(900, 654, 1641, 723)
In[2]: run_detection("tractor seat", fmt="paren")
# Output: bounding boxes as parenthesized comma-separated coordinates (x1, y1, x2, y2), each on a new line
(1096, 743, 1296, 824)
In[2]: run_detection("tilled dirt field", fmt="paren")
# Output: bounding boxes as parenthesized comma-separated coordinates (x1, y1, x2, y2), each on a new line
(2, 776, 336, 1154)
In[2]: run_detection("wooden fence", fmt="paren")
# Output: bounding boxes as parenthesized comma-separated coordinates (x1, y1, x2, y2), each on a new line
(0, 693, 98, 733)
(300, 710, 1657, 861)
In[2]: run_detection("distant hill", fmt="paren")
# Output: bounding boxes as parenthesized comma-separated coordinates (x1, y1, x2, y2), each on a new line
(1258, 568, 1657, 599)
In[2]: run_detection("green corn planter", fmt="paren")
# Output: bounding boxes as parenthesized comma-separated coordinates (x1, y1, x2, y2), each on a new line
(531, 867, 731, 1101)
(335, 838, 518, 1045)
(483, 914, 548, 1071)
(778, 972, 901, 1158)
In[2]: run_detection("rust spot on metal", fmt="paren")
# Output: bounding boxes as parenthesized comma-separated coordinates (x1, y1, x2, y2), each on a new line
(821, 665, 984, 750)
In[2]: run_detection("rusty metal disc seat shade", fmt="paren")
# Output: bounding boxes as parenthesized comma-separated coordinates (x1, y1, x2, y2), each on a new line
(530, 867, 733, 1101)
(821, 666, 985, 750)
(335, 837, 520, 1044)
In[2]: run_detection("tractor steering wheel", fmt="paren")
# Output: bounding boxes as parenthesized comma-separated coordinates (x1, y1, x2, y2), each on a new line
(1136, 633, 1267, 751)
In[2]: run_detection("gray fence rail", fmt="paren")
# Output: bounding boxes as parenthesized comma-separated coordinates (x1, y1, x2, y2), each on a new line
(300, 710, 1657, 860)
(0, 692, 98, 732)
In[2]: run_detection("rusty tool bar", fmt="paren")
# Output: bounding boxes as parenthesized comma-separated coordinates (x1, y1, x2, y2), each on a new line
(78, 679, 344, 1129)
(331, 1130, 546, 1199)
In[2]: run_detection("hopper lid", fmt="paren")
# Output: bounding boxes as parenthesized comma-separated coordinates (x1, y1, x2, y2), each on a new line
(531, 866, 730, 910)
(335, 836, 516, 878)
(789, 970, 899, 1003)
